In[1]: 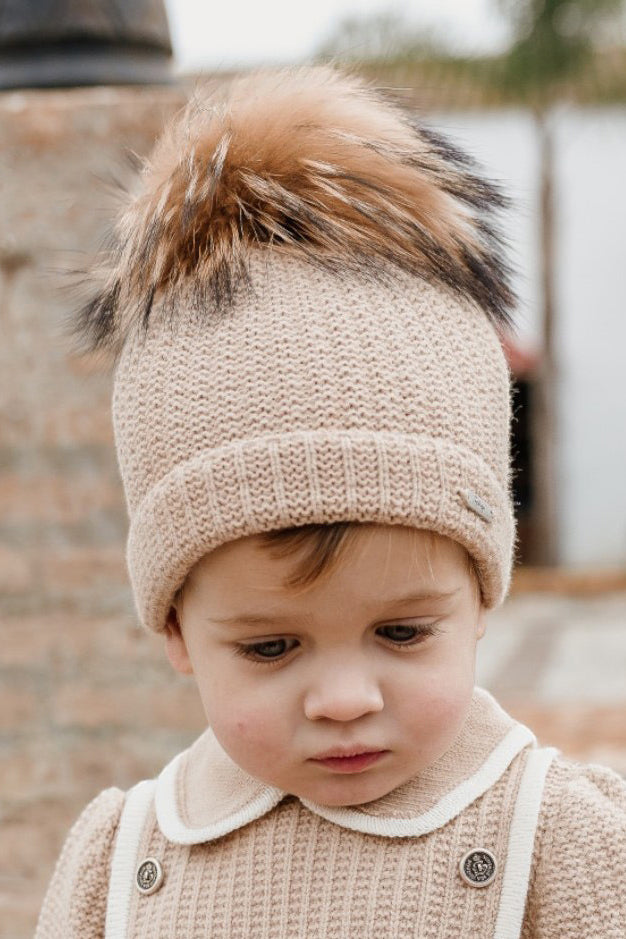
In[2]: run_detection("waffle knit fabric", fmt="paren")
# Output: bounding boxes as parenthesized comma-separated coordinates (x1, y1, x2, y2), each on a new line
(77, 64, 518, 633)
(34, 690, 626, 938)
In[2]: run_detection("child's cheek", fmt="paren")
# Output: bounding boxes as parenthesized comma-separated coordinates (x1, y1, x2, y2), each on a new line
(209, 700, 285, 775)
(405, 670, 474, 747)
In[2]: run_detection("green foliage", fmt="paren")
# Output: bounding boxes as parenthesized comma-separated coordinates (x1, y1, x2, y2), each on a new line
(496, 0, 625, 102)
(314, 9, 446, 64)
(311, 1, 626, 107)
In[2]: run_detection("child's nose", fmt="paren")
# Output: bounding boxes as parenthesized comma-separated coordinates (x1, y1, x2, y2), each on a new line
(303, 664, 384, 722)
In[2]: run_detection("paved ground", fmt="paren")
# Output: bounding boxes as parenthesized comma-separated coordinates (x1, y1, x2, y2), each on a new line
(477, 590, 626, 774)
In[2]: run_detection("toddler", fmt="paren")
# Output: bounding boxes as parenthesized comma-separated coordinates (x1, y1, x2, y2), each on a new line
(35, 64, 625, 938)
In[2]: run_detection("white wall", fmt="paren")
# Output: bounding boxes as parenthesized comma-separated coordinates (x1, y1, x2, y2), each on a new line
(554, 108, 626, 566)
(430, 108, 626, 567)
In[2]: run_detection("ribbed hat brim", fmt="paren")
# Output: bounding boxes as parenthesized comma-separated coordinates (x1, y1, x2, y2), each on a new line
(127, 429, 514, 633)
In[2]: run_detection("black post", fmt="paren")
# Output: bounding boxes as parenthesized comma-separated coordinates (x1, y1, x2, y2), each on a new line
(0, 0, 173, 89)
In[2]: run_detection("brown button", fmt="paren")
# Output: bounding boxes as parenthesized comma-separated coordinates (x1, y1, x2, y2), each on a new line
(136, 857, 164, 895)
(459, 848, 497, 887)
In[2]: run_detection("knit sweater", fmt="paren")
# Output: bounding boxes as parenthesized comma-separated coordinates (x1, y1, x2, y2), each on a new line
(35, 687, 626, 938)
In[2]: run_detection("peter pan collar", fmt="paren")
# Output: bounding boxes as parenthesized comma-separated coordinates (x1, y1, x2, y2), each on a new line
(155, 687, 536, 845)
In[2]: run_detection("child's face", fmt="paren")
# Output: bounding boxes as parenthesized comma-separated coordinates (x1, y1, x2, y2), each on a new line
(165, 525, 486, 807)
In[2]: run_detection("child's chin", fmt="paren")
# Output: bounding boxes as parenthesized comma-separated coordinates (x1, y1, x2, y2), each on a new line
(301, 775, 396, 808)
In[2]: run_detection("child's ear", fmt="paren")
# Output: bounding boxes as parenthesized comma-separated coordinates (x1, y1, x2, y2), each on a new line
(476, 605, 487, 641)
(164, 606, 194, 675)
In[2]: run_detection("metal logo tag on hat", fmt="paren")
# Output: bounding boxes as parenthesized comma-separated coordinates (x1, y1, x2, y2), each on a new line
(459, 848, 497, 887)
(136, 857, 164, 895)
(459, 489, 494, 524)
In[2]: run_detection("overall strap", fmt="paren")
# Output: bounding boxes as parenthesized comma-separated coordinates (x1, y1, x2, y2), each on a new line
(493, 746, 558, 939)
(105, 778, 158, 939)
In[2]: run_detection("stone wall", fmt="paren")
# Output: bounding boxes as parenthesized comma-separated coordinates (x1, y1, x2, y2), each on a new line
(0, 85, 207, 938)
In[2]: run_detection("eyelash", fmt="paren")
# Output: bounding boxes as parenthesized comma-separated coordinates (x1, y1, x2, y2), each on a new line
(233, 624, 439, 665)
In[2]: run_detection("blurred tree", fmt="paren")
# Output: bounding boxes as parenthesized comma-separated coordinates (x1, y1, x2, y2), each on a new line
(498, 0, 624, 98)
(496, 0, 625, 565)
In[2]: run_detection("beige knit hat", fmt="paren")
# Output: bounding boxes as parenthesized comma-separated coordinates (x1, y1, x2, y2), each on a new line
(77, 64, 517, 634)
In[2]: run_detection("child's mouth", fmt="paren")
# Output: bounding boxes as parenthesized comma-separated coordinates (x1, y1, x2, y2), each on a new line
(310, 750, 388, 773)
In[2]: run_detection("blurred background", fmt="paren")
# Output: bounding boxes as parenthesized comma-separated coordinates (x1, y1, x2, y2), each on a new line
(1, 0, 625, 934)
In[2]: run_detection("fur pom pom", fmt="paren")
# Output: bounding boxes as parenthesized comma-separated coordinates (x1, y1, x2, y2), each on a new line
(76, 64, 516, 353)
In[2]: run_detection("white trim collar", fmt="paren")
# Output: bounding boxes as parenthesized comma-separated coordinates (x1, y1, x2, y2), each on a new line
(155, 688, 536, 845)
(299, 723, 534, 837)
(156, 752, 284, 845)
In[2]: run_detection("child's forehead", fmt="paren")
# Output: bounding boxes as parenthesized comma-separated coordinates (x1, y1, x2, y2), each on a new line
(189, 525, 470, 599)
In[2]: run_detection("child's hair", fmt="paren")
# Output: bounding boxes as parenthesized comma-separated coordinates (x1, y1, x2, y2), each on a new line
(261, 523, 480, 593)
(173, 522, 482, 610)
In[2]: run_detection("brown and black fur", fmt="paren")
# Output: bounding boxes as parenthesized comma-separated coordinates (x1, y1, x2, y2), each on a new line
(75, 64, 516, 356)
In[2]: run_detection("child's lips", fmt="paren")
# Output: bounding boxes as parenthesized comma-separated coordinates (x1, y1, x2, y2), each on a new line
(310, 750, 389, 773)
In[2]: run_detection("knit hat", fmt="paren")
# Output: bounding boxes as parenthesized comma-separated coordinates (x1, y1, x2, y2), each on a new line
(77, 64, 517, 634)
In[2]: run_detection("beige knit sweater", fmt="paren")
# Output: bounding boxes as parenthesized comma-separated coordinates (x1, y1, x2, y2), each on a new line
(35, 688, 626, 938)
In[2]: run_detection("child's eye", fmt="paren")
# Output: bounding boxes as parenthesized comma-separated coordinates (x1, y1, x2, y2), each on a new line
(376, 623, 435, 645)
(235, 638, 299, 662)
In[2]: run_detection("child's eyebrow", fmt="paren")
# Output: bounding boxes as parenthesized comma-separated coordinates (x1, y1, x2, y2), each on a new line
(209, 587, 461, 627)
